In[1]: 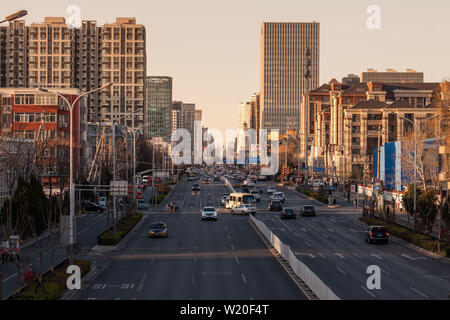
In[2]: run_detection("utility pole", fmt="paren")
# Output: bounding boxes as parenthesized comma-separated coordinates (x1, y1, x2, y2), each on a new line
(304, 47, 312, 189)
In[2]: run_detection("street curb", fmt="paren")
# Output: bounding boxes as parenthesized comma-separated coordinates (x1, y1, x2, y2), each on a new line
(353, 218, 450, 263)
(156, 178, 184, 209)
(115, 214, 149, 251)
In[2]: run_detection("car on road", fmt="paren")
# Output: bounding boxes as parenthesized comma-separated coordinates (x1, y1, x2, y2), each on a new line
(81, 201, 107, 213)
(300, 205, 316, 217)
(249, 189, 261, 201)
(192, 184, 200, 191)
(252, 186, 263, 194)
(268, 200, 282, 211)
(280, 208, 296, 219)
(201, 206, 218, 221)
(267, 186, 277, 194)
(214, 175, 220, 181)
(231, 204, 256, 215)
(148, 222, 168, 238)
(365, 226, 389, 244)
(270, 192, 285, 203)
(202, 178, 210, 184)
(220, 195, 229, 206)
(138, 200, 150, 210)
(98, 197, 107, 207)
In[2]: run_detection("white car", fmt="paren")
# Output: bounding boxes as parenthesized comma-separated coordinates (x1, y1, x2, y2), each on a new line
(98, 197, 107, 207)
(231, 204, 256, 215)
(267, 186, 277, 194)
(201, 206, 218, 221)
(271, 192, 285, 203)
(249, 190, 261, 201)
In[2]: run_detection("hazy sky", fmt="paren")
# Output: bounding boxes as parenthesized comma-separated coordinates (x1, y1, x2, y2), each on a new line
(3, 0, 450, 132)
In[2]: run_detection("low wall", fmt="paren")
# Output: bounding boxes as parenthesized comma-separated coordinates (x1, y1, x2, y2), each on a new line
(250, 215, 340, 300)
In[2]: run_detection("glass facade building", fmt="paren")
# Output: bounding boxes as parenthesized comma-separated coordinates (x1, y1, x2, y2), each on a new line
(145, 76, 173, 140)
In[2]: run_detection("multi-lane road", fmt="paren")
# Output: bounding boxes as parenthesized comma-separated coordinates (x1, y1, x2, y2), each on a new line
(62, 176, 449, 300)
(67, 178, 306, 300)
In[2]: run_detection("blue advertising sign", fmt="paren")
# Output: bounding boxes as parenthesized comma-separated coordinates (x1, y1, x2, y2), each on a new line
(314, 167, 325, 173)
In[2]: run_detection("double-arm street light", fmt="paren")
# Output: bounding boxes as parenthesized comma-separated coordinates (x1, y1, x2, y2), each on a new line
(39, 83, 112, 264)
(389, 112, 439, 234)
(0, 10, 27, 24)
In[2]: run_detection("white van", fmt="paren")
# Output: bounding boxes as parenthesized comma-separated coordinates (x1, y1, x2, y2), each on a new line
(99, 197, 107, 206)
(226, 193, 256, 209)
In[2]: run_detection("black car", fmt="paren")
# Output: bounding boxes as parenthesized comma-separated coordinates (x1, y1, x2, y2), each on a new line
(365, 226, 389, 244)
(268, 200, 282, 211)
(192, 184, 200, 191)
(301, 205, 316, 217)
(280, 208, 296, 219)
(81, 201, 106, 213)
(241, 185, 250, 193)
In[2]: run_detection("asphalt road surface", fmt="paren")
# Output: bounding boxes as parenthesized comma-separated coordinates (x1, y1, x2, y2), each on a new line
(251, 182, 450, 300)
(68, 178, 306, 300)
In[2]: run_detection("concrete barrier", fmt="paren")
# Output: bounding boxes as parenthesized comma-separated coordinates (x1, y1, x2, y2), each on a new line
(250, 215, 340, 300)
(221, 177, 236, 193)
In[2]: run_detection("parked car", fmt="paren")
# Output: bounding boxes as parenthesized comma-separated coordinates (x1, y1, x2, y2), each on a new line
(192, 184, 201, 191)
(81, 201, 106, 213)
(148, 222, 168, 238)
(280, 208, 296, 219)
(365, 226, 389, 244)
(138, 200, 150, 210)
(201, 206, 218, 221)
(300, 205, 316, 217)
(268, 200, 282, 211)
(267, 186, 277, 194)
(231, 204, 256, 215)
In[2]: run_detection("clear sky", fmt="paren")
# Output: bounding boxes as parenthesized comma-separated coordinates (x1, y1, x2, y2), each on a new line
(3, 0, 450, 132)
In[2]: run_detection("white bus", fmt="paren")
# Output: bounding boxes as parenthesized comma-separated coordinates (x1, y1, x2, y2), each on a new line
(226, 193, 256, 209)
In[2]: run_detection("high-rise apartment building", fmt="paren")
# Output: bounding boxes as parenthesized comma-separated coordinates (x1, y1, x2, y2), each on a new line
(100, 17, 146, 129)
(195, 109, 202, 122)
(145, 76, 172, 140)
(260, 22, 320, 134)
(1, 20, 28, 88)
(361, 69, 424, 83)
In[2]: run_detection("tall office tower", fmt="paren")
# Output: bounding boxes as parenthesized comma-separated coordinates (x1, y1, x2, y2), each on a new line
(180, 103, 195, 137)
(361, 69, 424, 83)
(195, 109, 202, 122)
(28, 17, 74, 88)
(239, 101, 251, 129)
(260, 22, 319, 134)
(145, 76, 173, 140)
(171, 101, 182, 132)
(250, 92, 260, 141)
(74, 20, 102, 123)
(3, 20, 28, 88)
(100, 17, 146, 129)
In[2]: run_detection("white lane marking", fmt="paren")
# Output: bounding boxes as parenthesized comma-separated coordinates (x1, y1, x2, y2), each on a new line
(224, 226, 228, 231)
(336, 266, 347, 275)
(279, 220, 294, 232)
(337, 242, 344, 248)
(361, 286, 376, 298)
(353, 253, 363, 259)
(87, 298, 97, 300)
(370, 253, 383, 260)
(77, 221, 98, 235)
(234, 256, 240, 264)
(381, 269, 391, 276)
(241, 273, 247, 284)
(304, 241, 312, 247)
(227, 234, 231, 241)
(230, 243, 235, 250)
(295, 253, 315, 258)
(401, 254, 426, 261)
(250, 297, 254, 300)
(300, 228, 307, 232)
(321, 233, 329, 238)
(328, 228, 334, 232)
(3, 272, 18, 282)
(271, 227, 285, 232)
(334, 253, 346, 259)
(293, 232, 300, 237)
(410, 286, 429, 298)
(318, 252, 325, 258)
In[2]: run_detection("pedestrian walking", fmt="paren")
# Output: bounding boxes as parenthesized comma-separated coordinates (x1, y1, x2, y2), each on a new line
(24, 265, 35, 284)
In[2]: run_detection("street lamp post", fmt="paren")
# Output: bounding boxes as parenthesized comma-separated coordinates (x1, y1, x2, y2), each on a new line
(0, 10, 27, 24)
(389, 112, 438, 234)
(39, 83, 112, 264)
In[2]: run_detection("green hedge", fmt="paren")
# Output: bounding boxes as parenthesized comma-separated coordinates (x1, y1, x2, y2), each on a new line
(98, 231, 125, 245)
(21, 282, 60, 300)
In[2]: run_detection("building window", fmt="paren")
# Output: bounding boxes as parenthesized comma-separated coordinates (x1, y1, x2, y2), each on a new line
(352, 114, 360, 122)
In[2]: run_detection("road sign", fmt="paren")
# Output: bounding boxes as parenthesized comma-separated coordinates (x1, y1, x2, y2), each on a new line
(314, 167, 325, 173)
(110, 181, 128, 196)
(305, 166, 309, 170)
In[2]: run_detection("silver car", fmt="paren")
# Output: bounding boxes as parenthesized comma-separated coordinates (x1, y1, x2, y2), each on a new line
(231, 204, 256, 215)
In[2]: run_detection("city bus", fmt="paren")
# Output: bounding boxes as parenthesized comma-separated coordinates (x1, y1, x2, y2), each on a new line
(226, 193, 256, 209)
